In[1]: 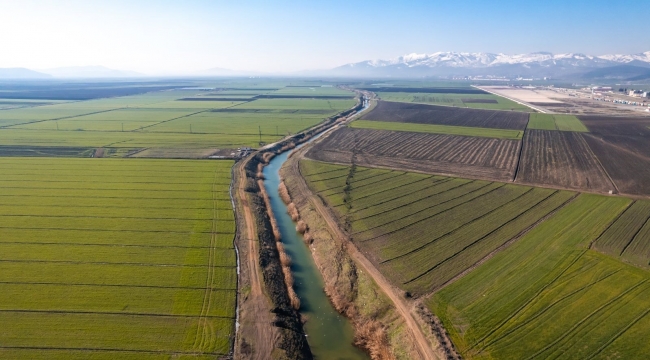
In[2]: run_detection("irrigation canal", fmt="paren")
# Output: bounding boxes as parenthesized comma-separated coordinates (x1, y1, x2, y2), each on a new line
(261, 98, 369, 359)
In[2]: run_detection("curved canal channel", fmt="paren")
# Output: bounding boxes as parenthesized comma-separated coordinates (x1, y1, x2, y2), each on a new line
(263, 150, 368, 359)
(262, 96, 370, 358)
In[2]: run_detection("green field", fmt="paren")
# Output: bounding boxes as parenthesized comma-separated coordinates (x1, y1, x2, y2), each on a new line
(350, 120, 524, 140)
(0, 158, 236, 358)
(300, 159, 575, 295)
(527, 113, 588, 132)
(376, 92, 533, 111)
(0, 85, 355, 151)
(593, 200, 650, 268)
(428, 194, 650, 359)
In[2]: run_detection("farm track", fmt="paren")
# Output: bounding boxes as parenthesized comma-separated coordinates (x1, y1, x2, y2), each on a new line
(189, 168, 219, 351)
(233, 159, 279, 360)
(290, 147, 443, 360)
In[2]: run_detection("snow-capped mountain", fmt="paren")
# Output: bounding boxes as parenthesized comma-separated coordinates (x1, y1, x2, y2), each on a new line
(598, 51, 650, 64)
(332, 51, 650, 78)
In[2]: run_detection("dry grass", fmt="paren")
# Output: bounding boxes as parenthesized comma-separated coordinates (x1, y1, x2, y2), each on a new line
(257, 179, 281, 241)
(262, 152, 275, 164)
(296, 220, 308, 234)
(287, 203, 300, 221)
(303, 231, 313, 244)
(278, 181, 292, 205)
(277, 242, 300, 310)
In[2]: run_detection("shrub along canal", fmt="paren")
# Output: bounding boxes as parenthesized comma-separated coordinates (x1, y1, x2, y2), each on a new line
(263, 148, 368, 359)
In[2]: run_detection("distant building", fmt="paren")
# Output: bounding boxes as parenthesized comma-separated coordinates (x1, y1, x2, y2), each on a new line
(591, 86, 612, 94)
(628, 90, 645, 97)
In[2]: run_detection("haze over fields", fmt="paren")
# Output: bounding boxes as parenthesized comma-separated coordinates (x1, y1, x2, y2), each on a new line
(0, 0, 648, 77)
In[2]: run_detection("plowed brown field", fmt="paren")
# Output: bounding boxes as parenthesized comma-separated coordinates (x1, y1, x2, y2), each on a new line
(361, 101, 529, 130)
(307, 127, 520, 182)
(516, 129, 614, 192)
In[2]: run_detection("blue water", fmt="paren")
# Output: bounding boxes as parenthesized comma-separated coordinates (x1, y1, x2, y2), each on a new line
(263, 150, 368, 360)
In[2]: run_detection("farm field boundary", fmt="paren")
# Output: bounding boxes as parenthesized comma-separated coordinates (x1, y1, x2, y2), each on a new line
(350, 120, 523, 139)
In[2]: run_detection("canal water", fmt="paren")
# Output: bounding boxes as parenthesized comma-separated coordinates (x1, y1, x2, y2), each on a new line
(263, 149, 368, 360)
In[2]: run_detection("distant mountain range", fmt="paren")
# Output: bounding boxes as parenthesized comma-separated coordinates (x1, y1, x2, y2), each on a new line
(330, 51, 650, 79)
(0, 68, 52, 79)
(40, 66, 143, 78)
(0, 66, 143, 79)
(2, 51, 650, 80)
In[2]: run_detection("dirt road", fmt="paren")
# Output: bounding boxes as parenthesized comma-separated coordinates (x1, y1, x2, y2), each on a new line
(234, 161, 279, 360)
(287, 147, 443, 360)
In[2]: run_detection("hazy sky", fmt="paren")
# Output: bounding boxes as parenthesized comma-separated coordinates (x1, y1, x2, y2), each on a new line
(0, 0, 647, 74)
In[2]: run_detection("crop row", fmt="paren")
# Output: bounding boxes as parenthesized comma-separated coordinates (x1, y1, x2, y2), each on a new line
(386, 189, 571, 291)
(349, 179, 473, 220)
(365, 184, 529, 260)
(0, 229, 236, 247)
(319, 171, 406, 199)
(352, 181, 492, 235)
(406, 191, 575, 292)
(308, 127, 520, 181)
(593, 200, 650, 268)
(0, 158, 237, 356)
(0, 311, 232, 354)
(0, 242, 236, 267)
(0, 205, 234, 220)
(351, 181, 497, 236)
(428, 194, 646, 359)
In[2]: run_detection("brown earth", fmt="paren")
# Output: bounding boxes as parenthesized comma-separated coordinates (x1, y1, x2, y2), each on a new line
(583, 134, 650, 197)
(516, 129, 615, 193)
(361, 101, 529, 130)
(307, 127, 520, 182)
(579, 115, 650, 137)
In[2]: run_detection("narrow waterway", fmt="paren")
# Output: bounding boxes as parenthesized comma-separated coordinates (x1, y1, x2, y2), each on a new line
(263, 143, 368, 359)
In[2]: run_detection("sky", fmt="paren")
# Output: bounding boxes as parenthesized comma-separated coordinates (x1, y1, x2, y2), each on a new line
(0, 0, 648, 75)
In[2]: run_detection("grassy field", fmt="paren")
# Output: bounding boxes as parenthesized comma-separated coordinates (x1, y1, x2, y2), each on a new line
(299, 159, 575, 296)
(350, 120, 524, 140)
(527, 113, 588, 132)
(0, 85, 355, 151)
(376, 92, 533, 111)
(428, 194, 650, 359)
(0, 158, 236, 358)
(593, 200, 650, 268)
